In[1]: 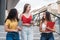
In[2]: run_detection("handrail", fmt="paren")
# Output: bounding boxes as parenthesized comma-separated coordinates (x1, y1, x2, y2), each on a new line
(33, 11, 60, 35)
(33, 10, 60, 19)
(49, 13, 60, 19)
(55, 31, 60, 35)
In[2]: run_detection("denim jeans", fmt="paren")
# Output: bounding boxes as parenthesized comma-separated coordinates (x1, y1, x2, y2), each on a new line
(40, 32, 54, 40)
(6, 32, 20, 40)
(21, 26, 33, 40)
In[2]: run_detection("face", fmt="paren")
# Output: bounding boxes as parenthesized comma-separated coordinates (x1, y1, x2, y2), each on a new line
(26, 5, 31, 12)
(43, 12, 46, 19)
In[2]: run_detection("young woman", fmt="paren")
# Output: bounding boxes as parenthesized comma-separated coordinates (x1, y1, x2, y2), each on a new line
(4, 8, 21, 40)
(19, 3, 33, 40)
(39, 11, 55, 40)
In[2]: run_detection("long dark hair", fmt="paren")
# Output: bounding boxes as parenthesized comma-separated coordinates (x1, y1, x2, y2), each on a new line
(45, 11, 51, 21)
(5, 8, 19, 22)
(23, 3, 30, 13)
(42, 11, 51, 23)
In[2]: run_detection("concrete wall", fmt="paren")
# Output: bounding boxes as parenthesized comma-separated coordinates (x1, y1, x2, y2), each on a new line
(0, 0, 6, 25)
(7, 0, 19, 11)
(0, 0, 19, 25)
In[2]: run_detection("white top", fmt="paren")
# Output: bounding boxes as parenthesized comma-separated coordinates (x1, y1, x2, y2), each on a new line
(42, 23, 51, 33)
(42, 23, 46, 31)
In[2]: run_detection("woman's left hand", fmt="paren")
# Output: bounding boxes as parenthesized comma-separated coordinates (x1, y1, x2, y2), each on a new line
(46, 27, 55, 32)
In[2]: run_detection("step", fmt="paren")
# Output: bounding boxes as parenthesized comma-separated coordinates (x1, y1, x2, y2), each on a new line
(0, 32, 21, 37)
(34, 37, 60, 40)
(0, 35, 59, 40)
(0, 25, 5, 32)
(0, 36, 59, 40)
(0, 25, 60, 40)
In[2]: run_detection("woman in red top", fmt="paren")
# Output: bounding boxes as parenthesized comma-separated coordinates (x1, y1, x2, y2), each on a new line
(39, 11, 55, 40)
(19, 3, 34, 40)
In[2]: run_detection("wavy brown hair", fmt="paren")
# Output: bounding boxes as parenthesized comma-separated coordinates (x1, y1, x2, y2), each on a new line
(42, 11, 51, 23)
(23, 3, 30, 13)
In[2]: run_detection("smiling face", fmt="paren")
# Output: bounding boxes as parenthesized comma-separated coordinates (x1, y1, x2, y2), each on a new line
(23, 4, 31, 13)
(43, 12, 46, 19)
(26, 5, 31, 12)
(42, 11, 51, 21)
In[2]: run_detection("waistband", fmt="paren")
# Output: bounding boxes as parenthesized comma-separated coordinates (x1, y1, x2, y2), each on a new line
(41, 32, 53, 34)
(7, 32, 19, 33)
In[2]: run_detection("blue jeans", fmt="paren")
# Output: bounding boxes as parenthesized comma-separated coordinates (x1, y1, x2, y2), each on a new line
(21, 26, 33, 40)
(6, 32, 20, 40)
(40, 32, 54, 40)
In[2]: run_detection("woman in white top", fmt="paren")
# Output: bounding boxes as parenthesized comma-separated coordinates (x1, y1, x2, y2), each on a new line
(39, 11, 55, 40)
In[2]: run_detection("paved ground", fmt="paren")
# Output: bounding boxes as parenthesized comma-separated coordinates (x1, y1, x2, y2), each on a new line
(0, 25, 60, 40)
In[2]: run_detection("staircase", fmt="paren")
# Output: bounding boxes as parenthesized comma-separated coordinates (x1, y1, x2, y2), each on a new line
(0, 25, 60, 40)
(33, 26, 60, 40)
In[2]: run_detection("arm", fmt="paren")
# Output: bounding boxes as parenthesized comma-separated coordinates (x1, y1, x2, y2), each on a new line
(30, 14, 35, 25)
(39, 21, 42, 32)
(4, 24, 18, 32)
(46, 26, 55, 32)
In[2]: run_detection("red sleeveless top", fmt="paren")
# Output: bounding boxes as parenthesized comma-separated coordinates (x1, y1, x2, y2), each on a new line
(21, 15, 32, 24)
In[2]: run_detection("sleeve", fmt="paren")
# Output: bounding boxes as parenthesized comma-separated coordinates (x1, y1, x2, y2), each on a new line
(19, 14, 23, 21)
(5, 19, 10, 26)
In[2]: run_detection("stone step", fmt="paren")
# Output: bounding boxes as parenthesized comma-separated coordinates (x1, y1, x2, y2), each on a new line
(0, 37, 59, 40)
(34, 37, 60, 40)
(0, 32, 21, 37)
(0, 25, 4, 32)
(0, 25, 60, 40)
(0, 31, 59, 37)
(0, 32, 6, 37)
(0, 36, 59, 40)
(0, 32, 59, 38)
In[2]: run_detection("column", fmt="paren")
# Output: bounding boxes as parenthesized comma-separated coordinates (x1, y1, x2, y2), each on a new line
(0, 0, 6, 25)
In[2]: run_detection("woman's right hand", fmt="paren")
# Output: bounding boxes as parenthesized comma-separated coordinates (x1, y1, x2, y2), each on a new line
(41, 30, 46, 32)
(39, 27, 45, 32)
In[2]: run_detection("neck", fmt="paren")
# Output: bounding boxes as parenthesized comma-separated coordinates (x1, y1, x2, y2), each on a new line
(25, 10, 30, 13)
(45, 19, 47, 21)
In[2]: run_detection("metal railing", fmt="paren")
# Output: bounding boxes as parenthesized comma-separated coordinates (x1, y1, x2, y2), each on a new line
(33, 10, 60, 35)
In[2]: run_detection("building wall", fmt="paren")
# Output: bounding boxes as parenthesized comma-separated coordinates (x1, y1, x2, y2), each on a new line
(7, 0, 19, 11)
(0, 0, 6, 25)
(0, 0, 19, 25)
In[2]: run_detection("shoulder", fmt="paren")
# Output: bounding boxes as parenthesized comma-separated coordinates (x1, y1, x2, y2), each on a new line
(19, 13, 24, 20)
(6, 19, 11, 22)
(5, 19, 11, 25)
